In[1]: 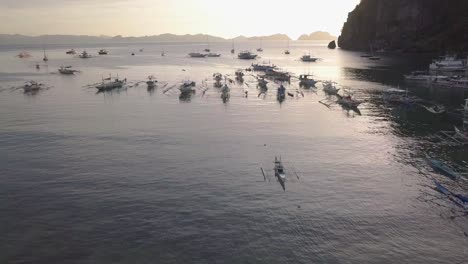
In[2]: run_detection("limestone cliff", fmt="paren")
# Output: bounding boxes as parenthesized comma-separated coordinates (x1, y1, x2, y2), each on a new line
(338, 0, 468, 52)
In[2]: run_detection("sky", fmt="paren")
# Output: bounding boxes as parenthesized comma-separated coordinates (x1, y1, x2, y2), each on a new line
(0, 0, 360, 39)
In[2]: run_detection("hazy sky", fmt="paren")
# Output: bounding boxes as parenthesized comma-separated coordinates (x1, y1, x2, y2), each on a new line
(0, 0, 360, 38)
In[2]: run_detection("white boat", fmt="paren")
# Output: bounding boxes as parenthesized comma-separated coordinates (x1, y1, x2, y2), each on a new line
(299, 74, 317, 87)
(23, 81, 43, 92)
(238, 51, 258, 60)
(300, 54, 318, 62)
(430, 55, 467, 72)
(146, 75, 157, 89)
(79, 51, 92, 58)
(98, 49, 108, 55)
(96, 76, 126, 91)
(274, 156, 286, 182)
(58, 66, 78, 75)
(251, 62, 276, 72)
(189, 52, 207, 58)
(66, 49, 76, 55)
(322, 81, 340, 95)
(206, 53, 221, 57)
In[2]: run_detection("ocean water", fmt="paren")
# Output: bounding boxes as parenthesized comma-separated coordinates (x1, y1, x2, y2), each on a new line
(0, 41, 467, 263)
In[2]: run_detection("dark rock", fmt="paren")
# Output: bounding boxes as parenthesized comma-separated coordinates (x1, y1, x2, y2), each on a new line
(328, 40, 337, 49)
(338, 0, 468, 53)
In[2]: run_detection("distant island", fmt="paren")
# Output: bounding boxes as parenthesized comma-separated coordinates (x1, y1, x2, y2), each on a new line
(298, 31, 336, 41)
(338, 0, 468, 52)
(0, 32, 337, 45)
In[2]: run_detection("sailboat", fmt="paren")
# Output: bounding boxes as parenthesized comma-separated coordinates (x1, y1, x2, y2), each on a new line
(204, 36, 211, 52)
(43, 48, 48, 62)
(257, 37, 263, 52)
(284, 39, 290, 55)
(231, 39, 235, 54)
(368, 44, 380, 61)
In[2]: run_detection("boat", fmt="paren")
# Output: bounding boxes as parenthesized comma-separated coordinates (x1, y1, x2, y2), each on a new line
(421, 104, 446, 114)
(139, 49, 144, 52)
(221, 84, 230, 101)
(131, 53, 135, 56)
(16, 52, 31, 58)
(300, 54, 318, 62)
(98, 49, 108, 55)
(425, 154, 461, 181)
(367, 44, 380, 60)
(257, 77, 268, 90)
(360, 53, 373, 58)
(58, 66, 78, 75)
(251, 62, 276, 72)
(213, 73, 223, 87)
(161, 51, 165, 56)
(189, 52, 207, 58)
(368, 56, 381, 61)
(238, 51, 257, 60)
(206, 53, 221, 57)
(179, 80, 196, 93)
(434, 180, 451, 195)
(274, 156, 286, 182)
(404, 71, 449, 82)
(429, 55, 467, 72)
(231, 39, 235, 54)
(284, 39, 290, 55)
(66, 49, 76, 55)
(298, 74, 317, 87)
(235, 70, 244, 81)
(23, 81, 43, 93)
(36, 64, 40, 70)
(322, 81, 340, 95)
(277, 85, 286, 100)
(96, 76, 126, 91)
(336, 92, 361, 108)
(454, 126, 468, 141)
(257, 38, 263, 52)
(79, 51, 92, 58)
(264, 68, 291, 82)
(146, 75, 157, 89)
(43, 49, 48, 62)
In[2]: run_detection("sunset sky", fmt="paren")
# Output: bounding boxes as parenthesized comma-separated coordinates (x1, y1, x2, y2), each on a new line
(0, 0, 360, 39)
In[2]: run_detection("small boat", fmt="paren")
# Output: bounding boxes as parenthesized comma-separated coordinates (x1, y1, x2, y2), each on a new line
(298, 74, 317, 88)
(146, 75, 157, 89)
(58, 66, 78, 75)
(96, 76, 126, 91)
(265, 68, 291, 82)
(43, 49, 48, 62)
(204, 48, 211, 52)
(221, 84, 230, 101)
(79, 51, 92, 58)
(322, 81, 340, 95)
(161, 51, 165, 56)
(131, 53, 135, 56)
(189, 52, 207, 58)
(455, 194, 468, 204)
(421, 104, 446, 114)
(257, 77, 268, 90)
(429, 55, 467, 72)
(206, 53, 221, 57)
(213, 73, 223, 87)
(368, 56, 381, 61)
(16, 52, 31, 58)
(284, 50, 290, 55)
(23, 81, 43, 93)
(274, 156, 286, 182)
(235, 69, 244, 81)
(139, 49, 144, 52)
(231, 49, 235, 54)
(66, 49, 76, 55)
(238, 51, 258, 60)
(35, 64, 40, 70)
(425, 154, 461, 181)
(404, 71, 449, 82)
(360, 53, 373, 58)
(434, 180, 451, 195)
(179, 80, 196, 93)
(98, 49, 108, 55)
(300, 54, 318, 62)
(251, 62, 276, 72)
(231, 40, 235, 54)
(337, 93, 361, 108)
(277, 85, 286, 100)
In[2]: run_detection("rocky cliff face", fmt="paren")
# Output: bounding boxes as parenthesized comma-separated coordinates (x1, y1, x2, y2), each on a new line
(338, 0, 468, 52)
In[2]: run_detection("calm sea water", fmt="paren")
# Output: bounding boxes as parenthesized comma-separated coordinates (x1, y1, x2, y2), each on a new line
(0, 41, 467, 263)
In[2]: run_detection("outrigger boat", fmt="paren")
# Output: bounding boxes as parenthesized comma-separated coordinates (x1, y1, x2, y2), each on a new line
(322, 81, 340, 95)
(179, 80, 196, 93)
(206, 53, 221, 57)
(221, 84, 230, 101)
(336, 92, 361, 108)
(66, 49, 76, 55)
(274, 156, 286, 182)
(251, 62, 276, 72)
(146, 75, 157, 89)
(235, 70, 244, 81)
(434, 180, 468, 210)
(189, 52, 207, 58)
(300, 54, 319, 62)
(298, 74, 317, 87)
(264, 68, 291, 82)
(79, 51, 92, 59)
(425, 154, 461, 181)
(98, 49, 108, 55)
(213, 73, 223, 87)
(96, 76, 126, 91)
(277, 85, 286, 101)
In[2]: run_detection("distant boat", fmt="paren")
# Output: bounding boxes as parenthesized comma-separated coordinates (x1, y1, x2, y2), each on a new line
(43, 49, 48, 62)
(430, 55, 467, 72)
(179, 80, 196, 93)
(206, 53, 221, 57)
(274, 156, 286, 182)
(16, 52, 31, 58)
(336, 91, 361, 108)
(189, 52, 207, 58)
(161, 51, 165, 56)
(284, 39, 290, 55)
(231, 39, 235, 54)
(79, 51, 92, 58)
(146, 75, 157, 89)
(23, 81, 43, 93)
(257, 38, 263, 52)
(277, 85, 286, 100)
(58, 66, 78, 75)
(66, 49, 76, 55)
(298, 74, 317, 88)
(98, 49, 108, 55)
(425, 154, 461, 181)
(404, 71, 449, 82)
(251, 62, 276, 72)
(238, 51, 257, 60)
(322, 81, 340, 95)
(367, 44, 380, 60)
(300, 54, 318, 62)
